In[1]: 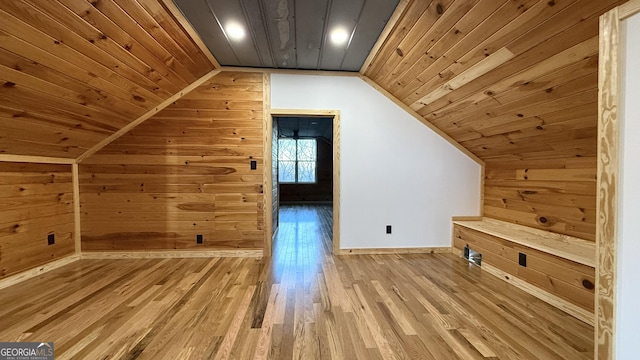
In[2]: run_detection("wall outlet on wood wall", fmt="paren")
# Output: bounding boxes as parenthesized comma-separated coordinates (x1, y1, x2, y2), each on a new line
(47, 233, 55, 245)
(196, 234, 203, 244)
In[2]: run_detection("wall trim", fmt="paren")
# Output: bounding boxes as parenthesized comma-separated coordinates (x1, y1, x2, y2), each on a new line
(0, 155, 76, 164)
(359, 0, 410, 74)
(72, 164, 81, 254)
(451, 216, 483, 222)
(160, 0, 220, 68)
(0, 254, 80, 290)
(80, 250, 263, 259)
(596, 3, 631, 358)
(338, 247, 452, 255)
(220, 66, 360, 77)
(76, 69, 221, 163)
(263, 73, 273, 257)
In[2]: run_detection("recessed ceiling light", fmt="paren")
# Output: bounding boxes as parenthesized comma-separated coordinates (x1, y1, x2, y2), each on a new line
(225, 22, 245, 41)
(330, 28, 349, 45)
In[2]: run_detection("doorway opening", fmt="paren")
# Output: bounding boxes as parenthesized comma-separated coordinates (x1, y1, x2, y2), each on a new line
(264, 110, 340, 256)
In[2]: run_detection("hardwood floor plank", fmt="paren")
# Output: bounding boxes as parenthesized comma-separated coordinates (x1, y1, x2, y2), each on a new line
(0, 205, 593, 359)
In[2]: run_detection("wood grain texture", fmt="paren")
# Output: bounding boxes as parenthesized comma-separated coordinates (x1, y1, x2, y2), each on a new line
(332, 114, 341, 254)
(596, 7, 620, 360)
(359, 0, 410, 74)
(80, 250, 262, 259)
(0, 205, 594, 359)
(79, 71, 265, 252)
(484, 157, 598, 241)
(0, 0, 215, 158)
(0, 254, 79, 290)
(482, 262, 595, 326)
(339, 247, 451, 255)
(0, 162, 75, 279)
(76, 69, 220, 162)
(364, 0, 627, 241)
(453, 223, 596, 315)
(454, 218, 596, 267)
(263, 73, 272, 257)
(72, 163, 81, 253)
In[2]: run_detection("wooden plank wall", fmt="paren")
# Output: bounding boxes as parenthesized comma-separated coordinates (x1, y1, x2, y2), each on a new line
(0, 0, 215, 158)
(453, 224, 595, 311)
(0, 162, 75, 279)
(280, 138, 333, 203)
(79, 72, 265, 251)
(484, 156, 597, 240)
(363, 0, 627, 241)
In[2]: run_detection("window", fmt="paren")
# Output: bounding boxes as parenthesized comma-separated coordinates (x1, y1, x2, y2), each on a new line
(278, 138, 316, 183)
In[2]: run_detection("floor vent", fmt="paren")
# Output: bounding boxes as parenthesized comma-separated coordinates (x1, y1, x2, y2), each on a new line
(463, 244, 482, 266)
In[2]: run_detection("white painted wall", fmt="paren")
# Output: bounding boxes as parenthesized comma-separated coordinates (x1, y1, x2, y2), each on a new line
(616, 13, 640, 359)
(271, 74, 481, 249)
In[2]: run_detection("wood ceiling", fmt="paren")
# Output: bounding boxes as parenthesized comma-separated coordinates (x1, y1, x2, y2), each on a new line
(363, 0, 626, 162)
(0, 0, 628, 171)
(0, 0, 216, 159)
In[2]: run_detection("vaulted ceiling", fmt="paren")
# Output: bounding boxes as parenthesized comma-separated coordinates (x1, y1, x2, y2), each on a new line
(0, 0, 629, 162)
(364, 0, 627, 162)
(0, 0, 216, 159)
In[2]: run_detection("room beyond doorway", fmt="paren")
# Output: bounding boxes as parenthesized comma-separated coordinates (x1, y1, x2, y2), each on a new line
(275, 116, 333, 204)
(265, 110, 341, 256)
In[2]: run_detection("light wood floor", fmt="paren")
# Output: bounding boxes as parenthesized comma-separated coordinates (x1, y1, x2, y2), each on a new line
(0, 205, 593, 359)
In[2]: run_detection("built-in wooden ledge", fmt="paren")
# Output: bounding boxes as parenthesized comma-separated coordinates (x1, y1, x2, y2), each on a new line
(453, 217, 595, 268)
(452, 216, 596, 325)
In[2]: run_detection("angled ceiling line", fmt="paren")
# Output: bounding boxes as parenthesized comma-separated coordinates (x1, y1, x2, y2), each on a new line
(359, 0, 409, 74)
(76, 69, 221, 163)
(316, 0, 333, 70)
(205, 0, 242, 64)
(160, 0, 221, 68)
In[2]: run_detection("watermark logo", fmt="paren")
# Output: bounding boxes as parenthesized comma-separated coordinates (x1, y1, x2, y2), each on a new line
(0, 342, 54, 360)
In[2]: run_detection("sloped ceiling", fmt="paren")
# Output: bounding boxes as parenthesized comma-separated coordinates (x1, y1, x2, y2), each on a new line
(0, 0, 216, 159)
(363, 0, 627, 162)
(0, 0, 629, 164)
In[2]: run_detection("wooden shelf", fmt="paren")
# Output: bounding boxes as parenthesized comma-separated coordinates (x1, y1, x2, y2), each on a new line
(453, 217, 595, 268)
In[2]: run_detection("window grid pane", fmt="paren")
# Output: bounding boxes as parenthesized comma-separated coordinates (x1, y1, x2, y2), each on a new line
(278, 161, 296, 183)
(278, 139, 296, 161)
(297, 139, 316, 161)
(277, 138, 317, 184)
(297, 161, 316, 183)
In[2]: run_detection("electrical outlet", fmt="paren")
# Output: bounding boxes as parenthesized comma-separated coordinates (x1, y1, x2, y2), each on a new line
(196, 234, 203, 244)
(518, 252, 527, 267)
(47, 233, 55, 245)
(386, 225, 392, 234)
(250, 160, 257, 170)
